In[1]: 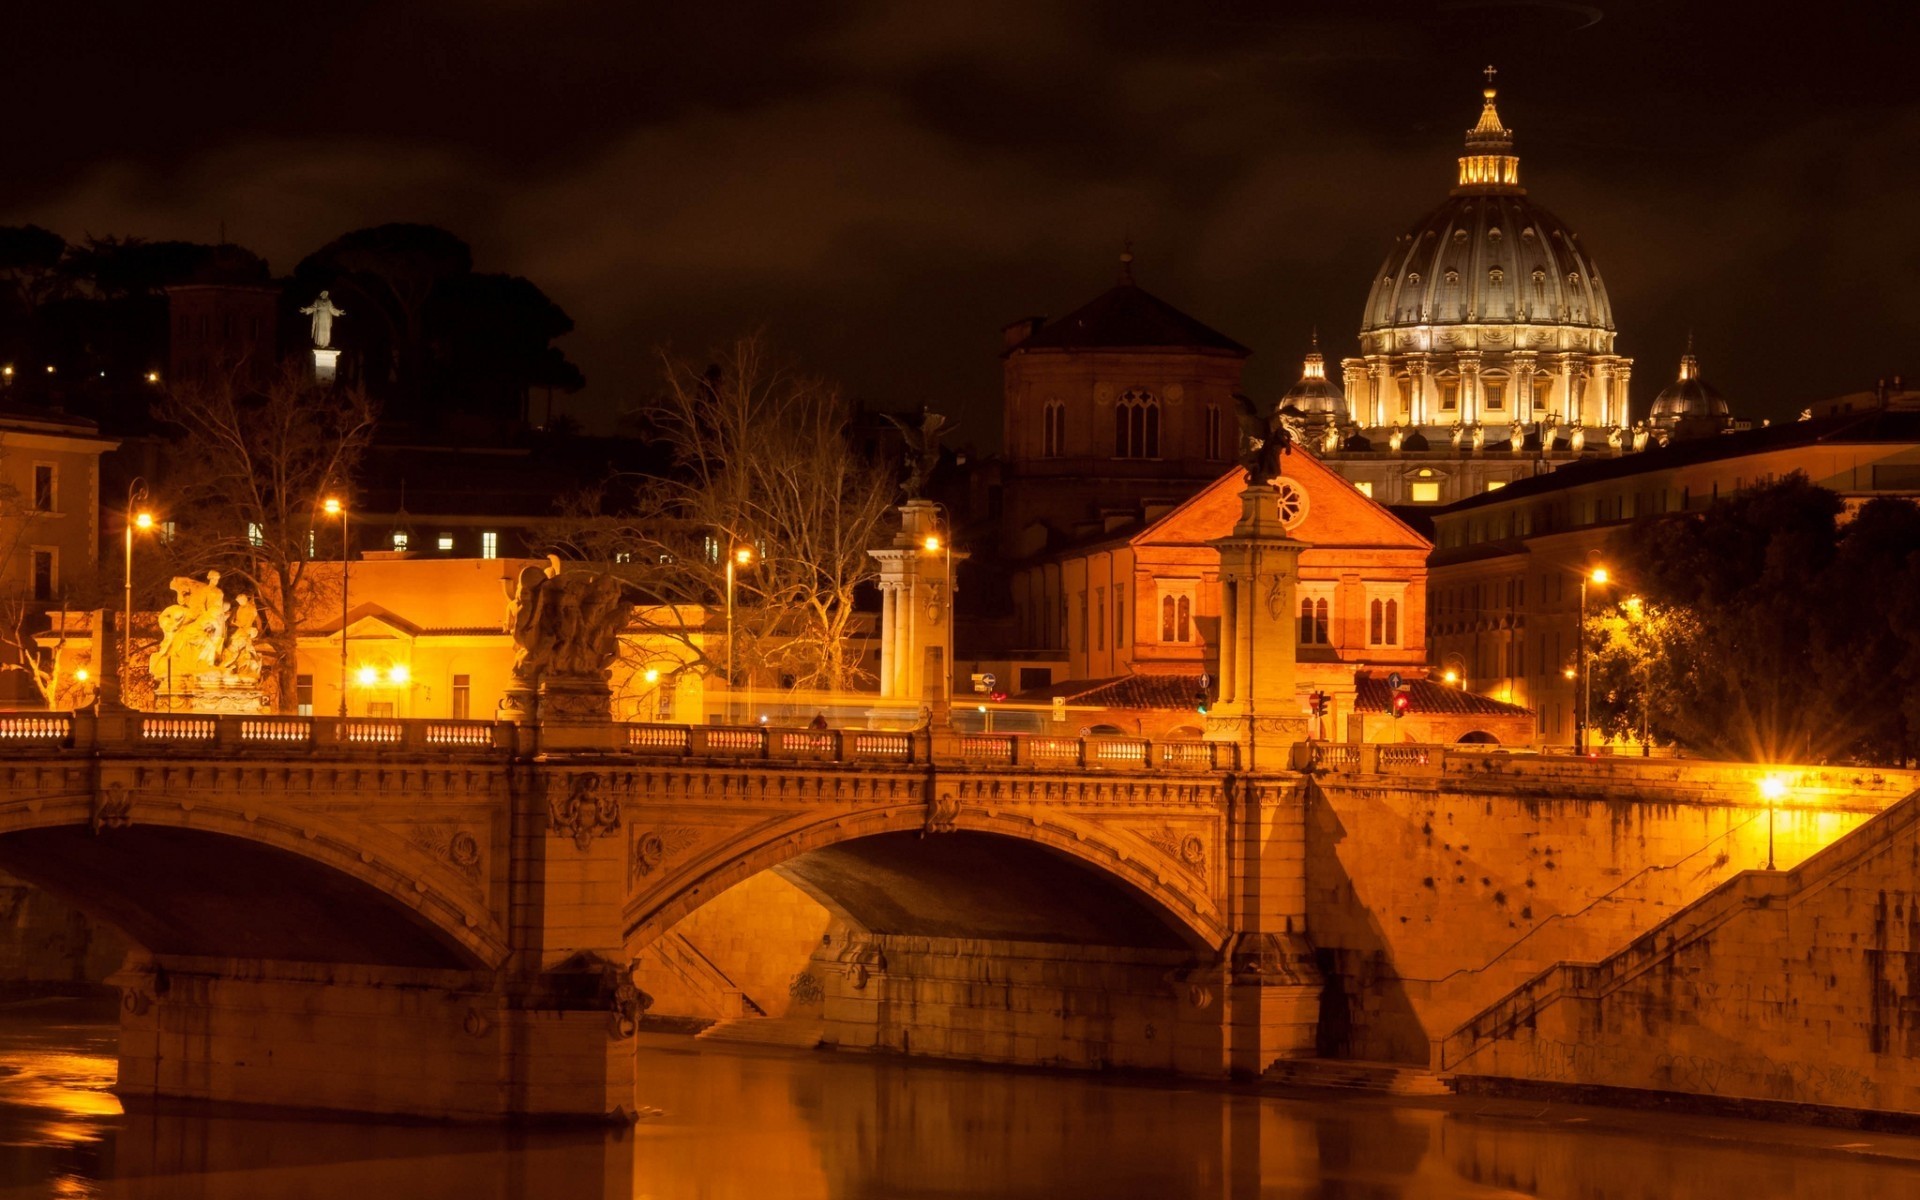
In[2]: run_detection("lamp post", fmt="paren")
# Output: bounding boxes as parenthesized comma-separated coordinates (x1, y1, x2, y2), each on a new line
(1576, 565, 1609, 755)
(123, 479, 154, 706)
(324, 496, 349, 719)
(923, 528, 953, 717)
(725, 546, 752, 724)
(1759, 773, 1786, 869)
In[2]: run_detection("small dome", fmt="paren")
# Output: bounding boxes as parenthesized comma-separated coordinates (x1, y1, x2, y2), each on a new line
(1649, 343, 1730, 425)
(1278, 333, 1347, 420)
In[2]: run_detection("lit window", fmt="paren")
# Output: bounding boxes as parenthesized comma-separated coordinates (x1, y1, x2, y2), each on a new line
(295, 674, 314, 717)
(437, 534, 455, 552)
(1486, 480, 1506, 492)
(481, 531, 499, 560)
(392, 531, 409, 551)
(1354, 481, 1374, 498)
(1410, 481, 1441, 503)
(247, 522, 264, 548)
(1158, 585, 1194, 644)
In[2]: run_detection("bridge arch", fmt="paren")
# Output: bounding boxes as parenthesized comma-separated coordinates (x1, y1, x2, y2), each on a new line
(0, 793, 509, 971)
(625, 804, 1229, 955)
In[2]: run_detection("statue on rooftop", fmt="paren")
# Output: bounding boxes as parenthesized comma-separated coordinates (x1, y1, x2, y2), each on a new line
(300, 290, 346, 349)
(883, 408, 953, 500)
(1234, 392, 1289, 483)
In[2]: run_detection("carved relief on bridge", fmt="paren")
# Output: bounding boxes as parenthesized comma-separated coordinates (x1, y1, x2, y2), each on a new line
(547, 773, 623, 851)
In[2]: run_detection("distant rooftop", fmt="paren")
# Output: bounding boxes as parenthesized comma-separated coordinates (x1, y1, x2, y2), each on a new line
(1008, 257, 1249, 357)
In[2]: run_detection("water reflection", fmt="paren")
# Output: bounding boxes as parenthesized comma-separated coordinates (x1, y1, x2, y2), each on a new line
(0, 1003, 1919, 1198)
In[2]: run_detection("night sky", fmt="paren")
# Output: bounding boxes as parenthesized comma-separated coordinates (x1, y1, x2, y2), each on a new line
(10, 1, 1915, 445)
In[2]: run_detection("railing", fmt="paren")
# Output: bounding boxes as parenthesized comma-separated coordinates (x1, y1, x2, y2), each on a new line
(0, 714, 73, 745)
(1309, 741, 1920, 803)
(0, 709, 1241, 773)
(0, 711, 514, 755)
(618, 722, 1238, 772)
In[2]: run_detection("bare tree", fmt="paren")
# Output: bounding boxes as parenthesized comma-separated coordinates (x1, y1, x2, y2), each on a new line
(156, 364, 376, 711)
(544, 336, 894, 694)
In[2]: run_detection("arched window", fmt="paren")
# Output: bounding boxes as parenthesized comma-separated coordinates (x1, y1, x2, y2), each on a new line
(1115, 389, 1160, 458)
(1042, 401, 1066, 458)
(1176, 594, 1190, 642)
(1299, 597, 1329, 646)
(1369, 597, 1399, 646)
(1159, 593, 1192, 643)
(1161, 595, 1175, 642)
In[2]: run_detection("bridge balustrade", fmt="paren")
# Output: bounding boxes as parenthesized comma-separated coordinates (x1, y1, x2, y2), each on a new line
(617, 721, 1236, 772)
(0, 711, 512, 754)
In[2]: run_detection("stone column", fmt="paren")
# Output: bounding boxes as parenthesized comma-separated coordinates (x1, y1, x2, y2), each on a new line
(1203, 486, 1307, 766)
(1459, 351, 1482, 428)
(1199, 484, 1321, 1074)
(870, 500, 967, 722)
(877, 585, 897, 698)
(1408, 358, 1429, 426)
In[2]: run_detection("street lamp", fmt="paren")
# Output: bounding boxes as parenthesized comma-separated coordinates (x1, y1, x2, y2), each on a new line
(923, 530, 953, 716)
(1576, 565, 1609, 755)
(725, 546, 752, 724)
(1759, 773, 1787, 869)
(123, 479, 154, 706)
(324, 495, 349, 718)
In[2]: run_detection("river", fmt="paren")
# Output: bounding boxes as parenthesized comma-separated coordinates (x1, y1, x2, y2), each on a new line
(2, 997, 1919, 1197)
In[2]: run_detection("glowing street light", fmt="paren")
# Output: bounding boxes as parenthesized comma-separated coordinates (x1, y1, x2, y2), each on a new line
(1442, 668, 1459, 686)
(1576, 564, 1611, 755)
(356, 665, 380, 687)
(923, 528, 954, 714)
(324, 495, 350, 718)
(1760, 773, 1788, 869)
(123, 479, 156, 709)
(725, 545, 754, 723)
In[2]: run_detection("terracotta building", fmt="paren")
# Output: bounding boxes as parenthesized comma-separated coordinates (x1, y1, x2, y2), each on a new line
(1002, 448, 1531, 744)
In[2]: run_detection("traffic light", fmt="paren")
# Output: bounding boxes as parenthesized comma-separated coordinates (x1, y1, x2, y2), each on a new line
(1391, 687, 1411, 719)
(1195, 684, 1210, 715)
(1308, 690, 1327, 715)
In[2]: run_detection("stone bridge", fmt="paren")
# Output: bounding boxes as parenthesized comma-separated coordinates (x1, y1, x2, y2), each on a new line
(3, 707, 1905, 1123)
(0, 709, 1317, 1122)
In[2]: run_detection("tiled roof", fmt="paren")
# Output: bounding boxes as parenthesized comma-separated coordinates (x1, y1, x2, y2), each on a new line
(1011, 674, 1204, 710)
(1010, 283, 1249, 356)
(1353, 676, 1530, 716)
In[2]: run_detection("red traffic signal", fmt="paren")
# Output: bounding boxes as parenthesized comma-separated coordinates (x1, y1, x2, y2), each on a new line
(1391, 687, 1411, 719)
(1308, 690, 1327, 715)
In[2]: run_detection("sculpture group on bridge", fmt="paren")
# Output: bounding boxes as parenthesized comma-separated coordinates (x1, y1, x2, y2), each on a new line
(502, 556, 630, 724)
(148, 572, 268, 698)
(505, 556, 628, 685)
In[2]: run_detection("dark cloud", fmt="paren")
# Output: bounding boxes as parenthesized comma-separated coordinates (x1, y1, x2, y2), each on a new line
(7, 1, 1916, 443)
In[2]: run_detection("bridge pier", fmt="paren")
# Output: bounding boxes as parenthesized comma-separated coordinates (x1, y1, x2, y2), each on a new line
(112, 955, 636, 1122)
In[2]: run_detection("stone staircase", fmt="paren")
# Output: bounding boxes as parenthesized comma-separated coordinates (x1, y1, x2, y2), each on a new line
(1262, 1057, 1451, 1096)
(1437, 783, 1920, 1077)
(695, 1016, 826, 1049)
(647, 931, 766, 1021)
